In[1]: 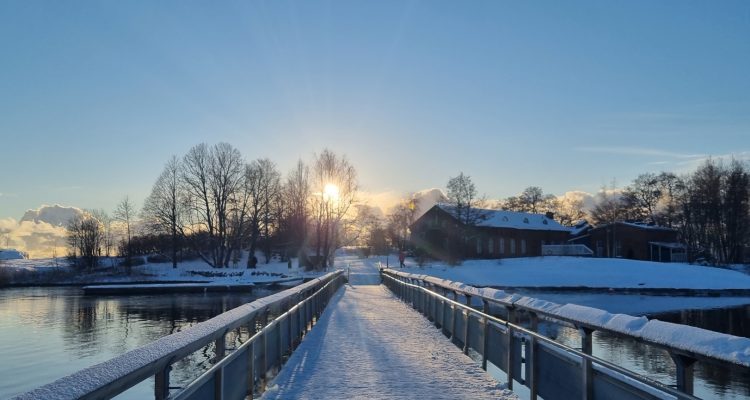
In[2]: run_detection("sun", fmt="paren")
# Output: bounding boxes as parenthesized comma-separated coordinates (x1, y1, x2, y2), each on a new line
(323, 183, 340, 202)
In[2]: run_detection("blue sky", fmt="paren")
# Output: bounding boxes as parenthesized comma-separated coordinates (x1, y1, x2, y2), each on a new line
(1, 1, 749, 219)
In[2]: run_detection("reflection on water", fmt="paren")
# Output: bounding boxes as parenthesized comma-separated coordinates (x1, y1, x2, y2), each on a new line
(534, 303, 750, 399)
(0, 287, 273, 399)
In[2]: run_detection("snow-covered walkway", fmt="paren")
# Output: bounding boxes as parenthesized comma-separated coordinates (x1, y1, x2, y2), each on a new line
(262, 257, 515, 399)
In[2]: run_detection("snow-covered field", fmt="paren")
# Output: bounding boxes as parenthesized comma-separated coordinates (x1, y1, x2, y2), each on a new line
(400, 256, 750, 290)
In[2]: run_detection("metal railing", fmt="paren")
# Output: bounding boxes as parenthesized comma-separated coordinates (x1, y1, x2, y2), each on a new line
(382, 269, 749, 400)
(15, 271, 346, 400)
(541, 244, 594, 256)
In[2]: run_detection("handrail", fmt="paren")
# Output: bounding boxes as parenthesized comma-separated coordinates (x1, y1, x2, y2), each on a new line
(382, 268, 750, 369)
(15, 271, 345, 400)
(381, 272, 697, 400)
(172, 272, 346, 399)
(382, 268, 750, 399)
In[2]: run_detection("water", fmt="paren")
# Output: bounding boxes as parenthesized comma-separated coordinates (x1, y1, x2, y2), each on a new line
(2, 287, 749, 399)
(0, 286, 272, 399)
(517, 292, 750, 400)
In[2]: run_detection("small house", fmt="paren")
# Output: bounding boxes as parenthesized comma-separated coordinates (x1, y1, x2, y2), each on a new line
(568, 222, 686, 262)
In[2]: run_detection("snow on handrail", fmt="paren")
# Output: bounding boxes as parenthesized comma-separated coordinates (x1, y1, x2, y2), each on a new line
(14, 271, 343, 400)
(382, 269, 750, 368)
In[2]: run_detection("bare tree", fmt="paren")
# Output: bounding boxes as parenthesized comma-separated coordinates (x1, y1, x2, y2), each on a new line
(142, 156, 185, 268)
(280, 159, 310, 262)
(182, 143, 244, 267)
(624, 173, 662, 223)
(114, 196, 136, 270)
(67, 212, 104, 271)
(387, 198, 417, 250)
(257, 159, 282, 263)
(446, 172, 482, 225)
(553, 196, 586, 226)
(310, 149, 358, 269)
(502, 186, 557, 215)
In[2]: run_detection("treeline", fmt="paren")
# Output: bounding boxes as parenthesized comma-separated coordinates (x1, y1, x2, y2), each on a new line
(494, 160, 750, 264)
(67, 143, 359, 270)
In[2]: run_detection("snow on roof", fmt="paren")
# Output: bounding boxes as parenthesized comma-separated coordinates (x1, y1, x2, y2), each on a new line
(593, 221, 676, 232)
(437, 204, 570, 232)
(569, 221, 590, 236)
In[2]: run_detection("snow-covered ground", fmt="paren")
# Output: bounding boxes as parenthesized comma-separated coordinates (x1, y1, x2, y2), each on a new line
(264, 257, 516, 400)
(0, 256, 323, 286)
(515, 291, 750, 315)
(399, 256, 750, 290)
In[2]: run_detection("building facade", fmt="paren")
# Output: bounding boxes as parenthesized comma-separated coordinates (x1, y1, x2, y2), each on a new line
(568, 222, 686, 262)
(410, 205, 571, 261)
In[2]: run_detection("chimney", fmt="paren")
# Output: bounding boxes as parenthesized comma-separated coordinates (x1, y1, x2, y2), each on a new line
(545, 211, 555, 220)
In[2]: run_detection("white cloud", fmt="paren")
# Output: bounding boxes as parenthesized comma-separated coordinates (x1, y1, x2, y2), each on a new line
(0, 205, 84, 258)
(557, 190, 596, 213)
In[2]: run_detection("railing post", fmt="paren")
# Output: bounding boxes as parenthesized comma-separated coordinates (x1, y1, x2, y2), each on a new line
(214, 335, 226, 362)
(671, 353, 697, 395)
(580, 327, 594, 400)
(481, 300, 489, 370)
(247, 342, 255, 400)
(528, 312, 539, 400)
(154, 364, 171, 400)
(463, 309, 470, 355)
(506, 306, 516, 390)
(214, 366, 224, 400)
(451, 295, 458, 340)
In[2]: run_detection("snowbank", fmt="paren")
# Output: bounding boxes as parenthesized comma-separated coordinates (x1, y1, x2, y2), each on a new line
(401, 257, 750, 290)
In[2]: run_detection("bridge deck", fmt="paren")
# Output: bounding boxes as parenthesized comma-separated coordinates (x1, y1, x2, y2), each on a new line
(262, 258, 515, 399)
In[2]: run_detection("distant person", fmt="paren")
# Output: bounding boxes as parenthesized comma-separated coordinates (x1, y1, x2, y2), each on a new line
(399, 251, 406, 268)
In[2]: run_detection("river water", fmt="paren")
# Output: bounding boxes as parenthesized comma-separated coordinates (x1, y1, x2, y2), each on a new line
(0, 286, 272, 399)
(517, 291, 750, 400)
(1, 286, 749, 399)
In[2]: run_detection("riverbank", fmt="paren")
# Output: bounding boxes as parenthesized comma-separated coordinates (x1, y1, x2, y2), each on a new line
(0, 257, 322, 288)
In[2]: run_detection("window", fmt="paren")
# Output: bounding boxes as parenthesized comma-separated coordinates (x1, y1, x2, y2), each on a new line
(499, 238, 505, 254)
(521, 239, 527, 255)
(488, 238, 494, 255)
(476, 239, 482, 255)
(523, 217, 529, 224)
(542, 219, 548, 225)
(510, 239, 516, 254)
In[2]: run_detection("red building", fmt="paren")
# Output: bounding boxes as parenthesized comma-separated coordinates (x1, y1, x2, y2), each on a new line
(410, 204, 571, 261)
(568, 221, 686, 262)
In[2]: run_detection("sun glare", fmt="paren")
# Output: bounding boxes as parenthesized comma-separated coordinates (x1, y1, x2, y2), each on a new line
(323, 183, 340, 201)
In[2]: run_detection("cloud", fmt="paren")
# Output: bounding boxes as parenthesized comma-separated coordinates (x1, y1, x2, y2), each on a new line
(21, 204, 84, 227)
(0, 205, 84, 258)
(557, 191, 596, 213)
